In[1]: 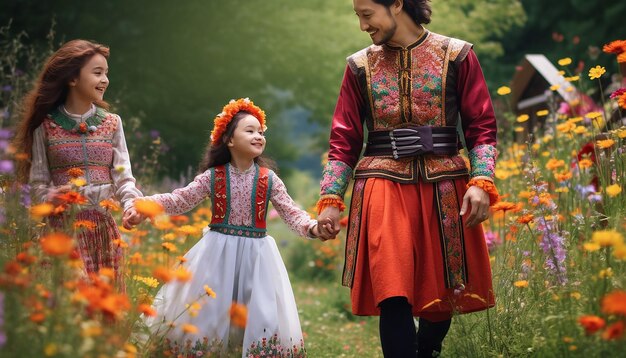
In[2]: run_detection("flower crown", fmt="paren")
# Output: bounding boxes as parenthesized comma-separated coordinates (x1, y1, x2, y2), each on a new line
(210, 98, 266, 146)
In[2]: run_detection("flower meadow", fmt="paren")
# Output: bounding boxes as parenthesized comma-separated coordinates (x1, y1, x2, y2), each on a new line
(1, 33, 626, 357)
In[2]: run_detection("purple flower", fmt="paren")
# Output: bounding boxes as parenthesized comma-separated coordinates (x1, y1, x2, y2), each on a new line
(576, 184, 596, 198)
(0, 160, 14, 174)
(20, 183, 31, 207)
(1, 85, 11, 92)
(150, 129, 160, 139)
(484, 230, 502, 250)
(537, 217, 567, 285)
(0, 129, 12, 139)
(0, 140, 8, 152)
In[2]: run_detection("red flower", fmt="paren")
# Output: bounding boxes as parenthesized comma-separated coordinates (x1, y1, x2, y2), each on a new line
(578, 315, 606, 335)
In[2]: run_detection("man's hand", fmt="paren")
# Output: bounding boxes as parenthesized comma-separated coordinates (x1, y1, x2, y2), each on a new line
(460, 185, 490, 227)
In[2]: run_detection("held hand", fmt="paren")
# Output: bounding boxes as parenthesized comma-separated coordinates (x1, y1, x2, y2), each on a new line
(460, 185, 490, 227)
(122, 207, 145, 229)
(315, 218, 336, 241)
(317, 206, 341, 241)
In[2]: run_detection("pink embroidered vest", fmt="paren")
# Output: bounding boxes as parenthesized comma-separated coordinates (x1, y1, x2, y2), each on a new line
(209, 164, 273, 238)
(349, 31, 472, 183)
(43, 108, 117, 186)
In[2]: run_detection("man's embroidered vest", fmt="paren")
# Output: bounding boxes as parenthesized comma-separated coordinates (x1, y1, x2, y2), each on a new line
(349, 31, 473, 183)
(209, 164, 273, 238)
(43, 108, 117, 186)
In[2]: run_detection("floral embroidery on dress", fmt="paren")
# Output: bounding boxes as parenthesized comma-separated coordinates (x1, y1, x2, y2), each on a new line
(320, 160, 352, 198)
(469, 144, 497, 179)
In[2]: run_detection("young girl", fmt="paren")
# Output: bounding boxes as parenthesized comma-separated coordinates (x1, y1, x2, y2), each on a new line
(129, 98, 326, 357)
(14, 39, 143, 289)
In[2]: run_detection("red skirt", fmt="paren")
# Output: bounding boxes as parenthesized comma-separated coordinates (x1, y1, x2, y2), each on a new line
(50, 208, 125, 291)
(349, 178, 494, 321)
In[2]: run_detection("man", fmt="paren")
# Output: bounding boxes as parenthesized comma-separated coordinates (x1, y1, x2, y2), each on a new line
(316, 0, 499, 356)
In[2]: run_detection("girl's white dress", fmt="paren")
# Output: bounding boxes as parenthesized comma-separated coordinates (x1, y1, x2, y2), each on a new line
(144, 163, 315, 357)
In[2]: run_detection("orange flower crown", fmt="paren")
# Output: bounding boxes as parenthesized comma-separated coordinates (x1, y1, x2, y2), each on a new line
(210, 98, 266, 146)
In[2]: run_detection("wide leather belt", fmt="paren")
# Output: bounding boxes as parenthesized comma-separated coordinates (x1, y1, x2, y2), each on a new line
(364, 126, 459, 159)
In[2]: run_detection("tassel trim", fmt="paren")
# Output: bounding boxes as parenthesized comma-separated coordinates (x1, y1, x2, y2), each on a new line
(467, 179, 500, 206)
(316, 194, 346, 214)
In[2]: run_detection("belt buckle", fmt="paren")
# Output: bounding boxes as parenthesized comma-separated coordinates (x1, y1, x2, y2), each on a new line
(389, 131, 399, 159)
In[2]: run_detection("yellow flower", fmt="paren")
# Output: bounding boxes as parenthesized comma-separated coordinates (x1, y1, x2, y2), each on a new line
(204, 285, 217, 298)
(592, 230, 624, 247)
(588, 65, 606, 80)
(605, 184, 622, 197)
(586, 111, 602, 119)
(161, 242, 178, 252)
(536, 109, 550, 116)
(516, 114, 529, 123)
(596, 139, 615, 149)
(549, 84, 561, 91)
(30, 203, 55, 219)
(558, 57, 572, 66)
(573, 126, 588, 135)
(583, 242, 601, 252)
(70, 177, 87, 187)
(613, 245, 626, 260)
(578, 158, 593, 169)
(514, 126, 525, 133)
(616, 128, 626, 138)
(570, 292, 582, 300)
(181, 324, 199, 334)
(497, 86, 511, 95)
(44, 343, 58, 356)
(565, 76, 580, 82)
(558, 70, 566, 76)
(514, 280, 529, 288)
(599, 268, 613, 279)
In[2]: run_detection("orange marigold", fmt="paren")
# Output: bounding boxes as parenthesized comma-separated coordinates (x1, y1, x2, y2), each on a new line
(578, 315, 606, 335)
(516, 214, 534, 224)
(73, 220, 97, 231)
(40, 233, 74, 256)
(55, 191, 88, 205)
(229, 302, 248, 328)
(67, 167, 84, 178)
(603, 40, 626, 54)
(491, 201, 518, 212)
(601, 290, 626, 316)
(210, 98, 266, 146)
(99, 199, 121, 212)
(134, 199, 164, 218)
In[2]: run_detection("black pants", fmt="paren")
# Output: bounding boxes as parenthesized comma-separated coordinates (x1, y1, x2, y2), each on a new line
(379, 296, 452, 357)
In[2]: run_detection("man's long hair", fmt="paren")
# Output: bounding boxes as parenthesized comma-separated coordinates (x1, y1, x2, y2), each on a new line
(374, 0, 432, 26)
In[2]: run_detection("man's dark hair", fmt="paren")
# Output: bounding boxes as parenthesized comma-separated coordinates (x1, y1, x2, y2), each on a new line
(373, 0, 432, 25)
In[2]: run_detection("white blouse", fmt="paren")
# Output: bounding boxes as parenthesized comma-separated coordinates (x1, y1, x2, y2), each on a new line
(147, 164, 317, 238)
(29, 105, 143, 210)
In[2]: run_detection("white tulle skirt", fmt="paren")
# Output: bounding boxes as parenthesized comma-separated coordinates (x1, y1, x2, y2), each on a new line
(145, 230, 305, 357)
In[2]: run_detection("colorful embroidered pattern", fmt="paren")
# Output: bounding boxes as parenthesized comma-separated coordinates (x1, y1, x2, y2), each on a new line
(469, 144, 497, 179)
(435, 180, 467, 288)
(44, 110, 117, 185)
(342, 178, 367, 287)
(210, 164, 272, 238)
(368, 48, 402, 128)
(210, 166, 228, 223)
(422, 154, 469, 182)
(320, 160, 353, 198)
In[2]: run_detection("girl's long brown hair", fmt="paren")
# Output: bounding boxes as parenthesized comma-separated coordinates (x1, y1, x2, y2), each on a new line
(198, 111, 276, 173)
(14, 39, 110, 182)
